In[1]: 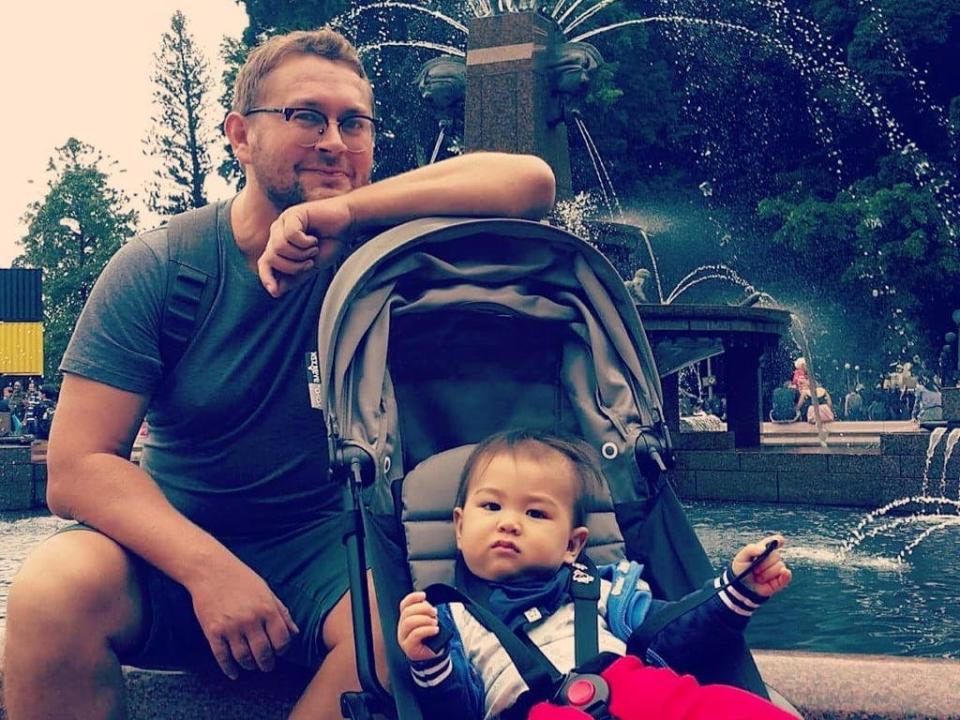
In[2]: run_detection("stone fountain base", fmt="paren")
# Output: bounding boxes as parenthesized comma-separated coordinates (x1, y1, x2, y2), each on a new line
(668, 428, 941, 507)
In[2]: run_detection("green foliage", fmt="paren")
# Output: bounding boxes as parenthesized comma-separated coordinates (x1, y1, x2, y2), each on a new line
(758, 151, 960, 371)
(14, 139, 138, 379)
(240, 0, 348, 44)
(218, 35, 250, 190)
(143, 11, 214, 216)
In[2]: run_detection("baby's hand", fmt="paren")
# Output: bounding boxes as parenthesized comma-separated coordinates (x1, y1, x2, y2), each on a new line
(732, 534, 791, 598)
(398, 591, 442, 662)
(258, 202, 348, 298)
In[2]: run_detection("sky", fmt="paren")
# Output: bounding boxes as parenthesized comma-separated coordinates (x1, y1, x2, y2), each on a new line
(2, 1, 249, 267)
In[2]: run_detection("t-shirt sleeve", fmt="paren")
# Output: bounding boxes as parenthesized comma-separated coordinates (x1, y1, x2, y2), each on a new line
(59, 233, 167, 394)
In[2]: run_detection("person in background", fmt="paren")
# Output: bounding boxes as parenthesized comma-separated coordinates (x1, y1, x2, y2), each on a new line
(790, 358, 811, 414)
(30, 385, 59, 440)
(843, 385, 864, 421)
(8, 380, 26, 420)
(0, 393, 15, 437)
(807, 387, 835, 424)
(912, 377, 943, 424)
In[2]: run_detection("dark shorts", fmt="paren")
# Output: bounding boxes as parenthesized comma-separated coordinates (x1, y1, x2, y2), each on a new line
(58, 513, 350, 672)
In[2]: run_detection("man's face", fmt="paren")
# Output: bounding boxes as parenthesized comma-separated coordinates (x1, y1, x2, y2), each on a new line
(242, 55, 374, 211)
(453, 447, 586, 582)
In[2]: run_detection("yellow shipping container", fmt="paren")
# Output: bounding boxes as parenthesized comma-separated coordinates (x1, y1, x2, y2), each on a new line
(0, 322, 44, 375)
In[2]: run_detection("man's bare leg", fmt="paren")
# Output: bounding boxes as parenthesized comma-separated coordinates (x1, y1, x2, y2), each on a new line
(3, 531, 144, 720)
(288, 573, 389, 720)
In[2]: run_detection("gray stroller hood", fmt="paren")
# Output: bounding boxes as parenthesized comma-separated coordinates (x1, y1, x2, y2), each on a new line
(317, 216, 668, 513)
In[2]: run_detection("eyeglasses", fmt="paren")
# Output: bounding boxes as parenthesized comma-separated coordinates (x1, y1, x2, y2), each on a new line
(244, 106, 376, 153)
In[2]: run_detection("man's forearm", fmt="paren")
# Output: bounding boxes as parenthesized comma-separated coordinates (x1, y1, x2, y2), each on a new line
(48, 453, 233, 589)
(342, 152, 556, 230)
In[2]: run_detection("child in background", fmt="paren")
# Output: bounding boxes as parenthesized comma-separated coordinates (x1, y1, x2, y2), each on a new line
(398, 429, 794, 720)
(791, 357, 811, 414)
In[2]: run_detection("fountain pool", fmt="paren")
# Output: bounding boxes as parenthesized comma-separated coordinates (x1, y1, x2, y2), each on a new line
(686, 501, 960, 659)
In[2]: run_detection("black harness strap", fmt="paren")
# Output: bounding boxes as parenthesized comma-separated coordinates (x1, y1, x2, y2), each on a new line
(160, 203, 221, 375)
(569, 557, 601, 667)
(423, 583, 561, 701)
(425, 553, 604, 696)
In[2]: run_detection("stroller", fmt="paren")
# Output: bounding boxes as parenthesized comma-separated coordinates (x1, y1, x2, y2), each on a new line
(315, 217, 793, 719)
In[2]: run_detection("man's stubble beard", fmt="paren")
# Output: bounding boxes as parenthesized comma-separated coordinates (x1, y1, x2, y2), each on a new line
(265, 181, 308, 212)
(259, 169, 371, 212)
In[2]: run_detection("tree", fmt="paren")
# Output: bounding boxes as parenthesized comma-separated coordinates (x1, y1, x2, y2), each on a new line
(757, 152, 960, 374)
(144, 10, 214, 216)
(15, 139, 138, 378)
(241, 0, 347, 45)
(217, 35, 250, 190)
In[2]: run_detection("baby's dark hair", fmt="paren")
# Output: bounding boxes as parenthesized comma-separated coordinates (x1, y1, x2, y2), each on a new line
(455, 429, 604, 528)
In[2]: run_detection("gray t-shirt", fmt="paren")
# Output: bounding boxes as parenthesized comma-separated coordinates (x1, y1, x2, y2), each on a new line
(61, 198, 338, 537)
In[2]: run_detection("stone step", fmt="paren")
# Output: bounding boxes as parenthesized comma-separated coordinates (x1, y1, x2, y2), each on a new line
(2, 626, 958, 719)
(760, 434, 882, 447)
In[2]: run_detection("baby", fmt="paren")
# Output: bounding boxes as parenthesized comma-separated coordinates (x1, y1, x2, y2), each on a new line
(398, 429, 794, 719)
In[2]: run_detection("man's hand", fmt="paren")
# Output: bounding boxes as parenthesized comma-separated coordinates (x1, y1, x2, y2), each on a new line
(258, 197, 355, 297)
(732, 534, 792, 598)
(398, 591, 441, 662)
(188, 555, 300, 679)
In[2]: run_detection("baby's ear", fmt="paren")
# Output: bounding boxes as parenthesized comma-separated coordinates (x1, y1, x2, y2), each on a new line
(452, 507, 464, 550)
(564, 526, 589, 563)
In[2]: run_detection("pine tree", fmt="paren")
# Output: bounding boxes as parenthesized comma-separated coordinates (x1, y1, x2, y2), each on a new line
(217, 35, 250, 191)
(15, 138, 138, 378)
(144, 10, 213, 216)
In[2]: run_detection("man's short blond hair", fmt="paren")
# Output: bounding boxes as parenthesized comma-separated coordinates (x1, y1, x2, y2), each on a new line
(232, 28, 370, 113)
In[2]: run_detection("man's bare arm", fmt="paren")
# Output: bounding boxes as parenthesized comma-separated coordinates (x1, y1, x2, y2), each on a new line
(345, 151, 557, 226)
(47, 374, 298, 678)
(258, 152, 556, 296)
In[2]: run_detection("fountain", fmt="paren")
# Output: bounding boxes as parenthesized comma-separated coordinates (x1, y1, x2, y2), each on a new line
(399, 8, 793, 448)
(348, 0, 960, 581)
(832, 387, 960, 566)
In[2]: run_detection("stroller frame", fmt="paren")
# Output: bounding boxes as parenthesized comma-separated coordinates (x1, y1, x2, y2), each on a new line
(315, 217, 772, 719)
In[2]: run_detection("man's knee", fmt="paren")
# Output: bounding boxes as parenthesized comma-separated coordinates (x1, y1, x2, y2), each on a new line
(6, 530, 144, 655)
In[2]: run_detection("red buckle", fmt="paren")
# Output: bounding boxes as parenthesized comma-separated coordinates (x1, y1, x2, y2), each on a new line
(555, 673, 611, 719)
(566, 679, 596, 705)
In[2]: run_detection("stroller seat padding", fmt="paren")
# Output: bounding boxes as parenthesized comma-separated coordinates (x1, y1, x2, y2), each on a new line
(401, 444, 626, 589)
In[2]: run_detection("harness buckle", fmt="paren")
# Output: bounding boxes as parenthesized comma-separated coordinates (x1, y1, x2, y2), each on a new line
(553, 673, 614, 719)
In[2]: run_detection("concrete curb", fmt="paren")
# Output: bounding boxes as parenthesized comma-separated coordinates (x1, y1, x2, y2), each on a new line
(2, 629, 958, 719)
(755, 650, 960, 720)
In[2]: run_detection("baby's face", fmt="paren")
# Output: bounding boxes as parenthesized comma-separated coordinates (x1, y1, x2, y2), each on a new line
(454, 448, 586, 582)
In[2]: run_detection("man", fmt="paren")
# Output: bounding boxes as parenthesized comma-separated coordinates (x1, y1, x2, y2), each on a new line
(3, 28, 555, 720)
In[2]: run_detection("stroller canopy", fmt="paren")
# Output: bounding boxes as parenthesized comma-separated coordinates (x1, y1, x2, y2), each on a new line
(317, 217, 667, 510)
